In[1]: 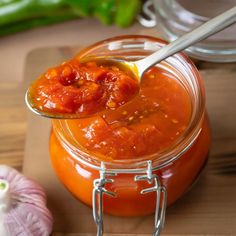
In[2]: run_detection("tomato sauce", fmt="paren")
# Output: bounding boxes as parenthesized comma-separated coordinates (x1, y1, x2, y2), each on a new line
(29, 59, 139, 116)
(46, 36, 211, 217)
(64, 66, 192, 159)
(49, 64, 210, 216)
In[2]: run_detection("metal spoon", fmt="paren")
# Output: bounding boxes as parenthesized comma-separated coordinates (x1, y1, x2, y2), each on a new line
(26, 6, 236, 119)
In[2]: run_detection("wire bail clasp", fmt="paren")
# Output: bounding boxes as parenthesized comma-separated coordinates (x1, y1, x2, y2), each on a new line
(135, 160, 167, 236)
(93, 162, 116, 236)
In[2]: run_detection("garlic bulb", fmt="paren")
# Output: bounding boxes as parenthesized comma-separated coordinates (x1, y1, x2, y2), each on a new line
(0, 165, 53, 236)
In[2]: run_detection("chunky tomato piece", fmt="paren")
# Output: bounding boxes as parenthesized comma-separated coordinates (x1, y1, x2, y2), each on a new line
(29, 59, 139, 116)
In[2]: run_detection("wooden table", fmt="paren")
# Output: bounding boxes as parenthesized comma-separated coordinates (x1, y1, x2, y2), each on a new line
(0, 82, 26, 171)
(1, 57, 236, 235)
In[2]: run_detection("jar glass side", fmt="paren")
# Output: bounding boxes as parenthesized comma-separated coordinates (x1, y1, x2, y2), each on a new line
(50, 116, 210, 216)
(52, 35, 206, 171)
(49, 35, 211, 216)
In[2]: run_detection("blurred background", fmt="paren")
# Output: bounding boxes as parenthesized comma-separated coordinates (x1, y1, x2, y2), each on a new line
(0, 1, 236, 235)
(1, 0, 236, 83)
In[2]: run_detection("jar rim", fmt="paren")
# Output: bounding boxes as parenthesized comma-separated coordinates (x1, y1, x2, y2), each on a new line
(52, 35, 205, 172)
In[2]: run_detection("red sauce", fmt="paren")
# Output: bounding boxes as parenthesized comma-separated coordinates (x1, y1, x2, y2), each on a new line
(64, 66, 192, 160)
(29, 59, 139, 116)
(49, 64, 210, 216)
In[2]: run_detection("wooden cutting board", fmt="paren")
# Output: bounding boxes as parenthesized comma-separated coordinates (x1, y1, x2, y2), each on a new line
(22, 47, 236, 235)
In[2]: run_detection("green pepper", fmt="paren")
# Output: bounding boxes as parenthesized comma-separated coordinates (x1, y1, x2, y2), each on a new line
(67, 0, 93, 17)
(115, 0, 141, 27)
(0, 0, 141, 36)
(0, 0, 67, 26)
(0, 14, 77, 36)
(93, 0, 116, 25)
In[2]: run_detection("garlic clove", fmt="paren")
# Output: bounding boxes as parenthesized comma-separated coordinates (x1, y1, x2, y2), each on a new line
(0, 165, 53, 236)
(4, 202, 53, 236)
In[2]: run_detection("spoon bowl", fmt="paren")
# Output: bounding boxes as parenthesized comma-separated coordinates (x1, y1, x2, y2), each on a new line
(25, 57, 140, 119)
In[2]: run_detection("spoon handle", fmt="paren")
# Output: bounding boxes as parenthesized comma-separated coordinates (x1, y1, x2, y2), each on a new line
(136, 6, 236, 76)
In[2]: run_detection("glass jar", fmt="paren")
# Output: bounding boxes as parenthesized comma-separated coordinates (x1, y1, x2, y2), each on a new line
(139, 0, 236, 62)
(49, 35, 211, 235)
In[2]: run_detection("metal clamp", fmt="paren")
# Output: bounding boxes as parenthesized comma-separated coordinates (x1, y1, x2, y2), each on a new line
(93, 162, 116, 236)
(92, 161, 167, 236)
(134, 161, 167, 236)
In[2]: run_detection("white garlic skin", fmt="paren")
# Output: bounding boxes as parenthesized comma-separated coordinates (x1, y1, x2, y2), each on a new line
(0, 165, 53, 236)
(0, 215, 8, 236)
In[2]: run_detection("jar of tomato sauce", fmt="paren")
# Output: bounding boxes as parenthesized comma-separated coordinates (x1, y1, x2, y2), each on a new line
(49, 35, 211, 235)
